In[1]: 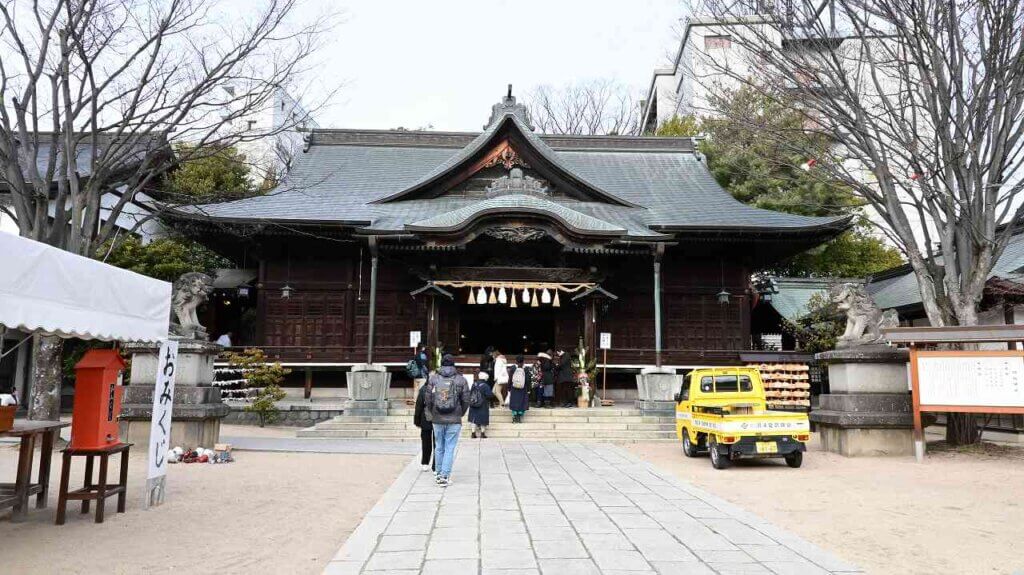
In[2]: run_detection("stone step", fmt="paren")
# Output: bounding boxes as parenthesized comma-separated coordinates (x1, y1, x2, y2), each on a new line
(309, 421, 675, 432)
(385, 408, 648, 418)
(297, 428, 677, 441)
(331, 413, 675, 423)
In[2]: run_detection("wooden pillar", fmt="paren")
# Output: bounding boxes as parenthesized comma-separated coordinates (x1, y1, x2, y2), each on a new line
(583, 299, 598, 361)
(304, 367, 313, 400)
(426, 296, 439, 351)
(653, 244, 665, 367)
(1005, 303, 1016, 351)
(366, 237, 379, 365)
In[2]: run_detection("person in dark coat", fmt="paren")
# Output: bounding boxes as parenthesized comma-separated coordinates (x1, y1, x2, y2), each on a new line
(468, 371, 495, 438)
(479, 346, 495, 383)
(507, 354, 532, 423)
(413, 379, 434, 472)
(538, 350, 556, 408)
(556, 349, 575, 408)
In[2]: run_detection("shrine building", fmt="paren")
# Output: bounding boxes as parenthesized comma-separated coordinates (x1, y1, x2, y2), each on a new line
(179, 92, 848, 389)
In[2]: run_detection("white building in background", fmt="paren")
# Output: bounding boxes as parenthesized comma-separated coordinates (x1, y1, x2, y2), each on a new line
(640, 1, 841, 133)
(222, 86, 319, 185)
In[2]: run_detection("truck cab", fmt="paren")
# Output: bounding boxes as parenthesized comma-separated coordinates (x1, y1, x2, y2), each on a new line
(675, 367, 809, 469)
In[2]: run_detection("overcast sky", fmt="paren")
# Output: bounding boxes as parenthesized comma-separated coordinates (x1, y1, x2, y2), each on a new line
(304, 0, 682, 131)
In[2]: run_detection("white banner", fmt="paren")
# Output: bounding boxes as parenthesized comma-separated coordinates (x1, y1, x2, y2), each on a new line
(146, 339, 179, 507)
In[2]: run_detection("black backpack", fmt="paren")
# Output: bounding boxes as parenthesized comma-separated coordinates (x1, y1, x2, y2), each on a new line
(469, 383, 486, 408)
(432, 375, 459, 414)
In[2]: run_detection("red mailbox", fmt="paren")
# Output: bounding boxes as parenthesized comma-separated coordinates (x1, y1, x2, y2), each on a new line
(71, 349, 126, 450)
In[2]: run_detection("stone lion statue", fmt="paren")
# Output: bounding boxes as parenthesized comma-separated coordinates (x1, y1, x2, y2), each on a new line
(830, 282, 899, 348)
(170, 272, 213, 339)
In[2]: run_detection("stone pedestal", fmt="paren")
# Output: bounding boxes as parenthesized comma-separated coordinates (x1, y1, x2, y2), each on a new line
(811, 346, 914, 456)
(635, 367, 680, 415)
(120, 338, 229, 449)
(344, 364, 392, 417)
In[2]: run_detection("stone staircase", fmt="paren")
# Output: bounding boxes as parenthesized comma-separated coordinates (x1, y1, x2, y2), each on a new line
(297, 403, 677, 443)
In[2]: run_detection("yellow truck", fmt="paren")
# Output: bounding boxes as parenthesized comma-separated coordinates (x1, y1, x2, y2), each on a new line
(674, 367, 810, 469)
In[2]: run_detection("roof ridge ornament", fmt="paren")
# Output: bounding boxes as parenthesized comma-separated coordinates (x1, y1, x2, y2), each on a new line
(484, 168, 549, 197)
(485, 84, 535, 131)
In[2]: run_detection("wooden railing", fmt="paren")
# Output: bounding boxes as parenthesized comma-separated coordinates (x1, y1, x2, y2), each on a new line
(217, 345, 756, 367)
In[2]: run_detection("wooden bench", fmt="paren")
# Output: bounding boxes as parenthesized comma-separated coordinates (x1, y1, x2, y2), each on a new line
(56, 442, 132, 525)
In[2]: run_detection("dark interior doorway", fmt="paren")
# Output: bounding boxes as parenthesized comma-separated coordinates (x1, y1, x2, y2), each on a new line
(459, 303, 555, 356)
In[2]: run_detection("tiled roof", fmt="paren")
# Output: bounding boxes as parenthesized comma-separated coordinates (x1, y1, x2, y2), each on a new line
(182, 105, 847, 238)
(867, 232, 1024, 310)
(765, 277, 861, 321)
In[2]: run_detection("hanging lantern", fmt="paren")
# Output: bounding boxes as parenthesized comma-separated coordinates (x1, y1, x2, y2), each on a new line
(531, 291, 539, 307)
(717, 289, 731, 305)
(488, 288, 497, 304)
(498, 287, 507, 304)
(281, 284, 293, 299)
(522, 288, 531, 304)
(541, 288, 551, 304)
(468, 288, 476, 305)
(510, 294, 517, 308)
(553, 290, 561, 307)
(477, 286, 487, 304)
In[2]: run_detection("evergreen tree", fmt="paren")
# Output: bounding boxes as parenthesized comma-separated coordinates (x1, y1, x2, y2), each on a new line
(657, 88, 902, 277)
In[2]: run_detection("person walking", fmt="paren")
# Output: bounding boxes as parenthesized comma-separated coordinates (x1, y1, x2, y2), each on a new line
(413, 375, 434, 472)
(538, 349, 556, 408)
(468, 372, 494, 438)
(507, 354, 532, 423)
(492, 349, 509, 407)
(427, 354, 470, 487)
(556, 349, 575, 408)
(409, 343, 430, 401)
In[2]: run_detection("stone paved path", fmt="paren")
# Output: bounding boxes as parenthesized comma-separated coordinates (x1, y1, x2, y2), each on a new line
(324, 441, 862, 575)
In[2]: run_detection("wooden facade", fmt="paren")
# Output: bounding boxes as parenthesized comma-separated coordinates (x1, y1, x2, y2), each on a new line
(185, 93, 848, 375)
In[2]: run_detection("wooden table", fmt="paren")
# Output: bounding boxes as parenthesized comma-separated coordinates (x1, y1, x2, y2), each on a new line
(56, 442, 132, 525)
(0, 420, 68, 521)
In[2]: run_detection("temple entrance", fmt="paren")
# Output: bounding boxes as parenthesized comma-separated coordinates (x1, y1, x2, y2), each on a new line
(458, 302, 555, 356)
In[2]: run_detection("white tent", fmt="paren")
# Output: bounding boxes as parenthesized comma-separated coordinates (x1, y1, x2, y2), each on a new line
(0, 232, 171, 342)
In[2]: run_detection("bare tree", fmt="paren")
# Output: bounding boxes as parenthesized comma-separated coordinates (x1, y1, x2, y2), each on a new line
(0, 0, 334, 420)
(527, 79, 641, 135)
(691, 1, 1024, 444)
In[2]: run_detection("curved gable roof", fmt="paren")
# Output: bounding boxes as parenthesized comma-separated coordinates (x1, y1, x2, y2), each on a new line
(370, 113, 636, 207)
(405, 194, 627, 236)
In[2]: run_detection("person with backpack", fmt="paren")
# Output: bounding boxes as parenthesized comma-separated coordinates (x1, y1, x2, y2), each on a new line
(507, 354, 532, 423)
(427, 354, 470, 486)
(467, 371, 494, 438)
(407, 343, 430, 402)
(413, 375, 434, 472)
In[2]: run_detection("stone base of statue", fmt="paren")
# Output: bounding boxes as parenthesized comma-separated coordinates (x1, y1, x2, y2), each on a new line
(810, 345, 914, 456)
(635, 366, 680, 415)
(120, 338, 229, 449)
(344, 364, 392, 417)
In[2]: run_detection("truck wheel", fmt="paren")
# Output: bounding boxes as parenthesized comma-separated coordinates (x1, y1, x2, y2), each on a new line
(682, 430, 699, 457)
(709, 438, 731, 470)
(785, 451, 803, 468)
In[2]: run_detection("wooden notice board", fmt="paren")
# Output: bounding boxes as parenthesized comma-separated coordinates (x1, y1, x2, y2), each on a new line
(908, 348, 1024, 460)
